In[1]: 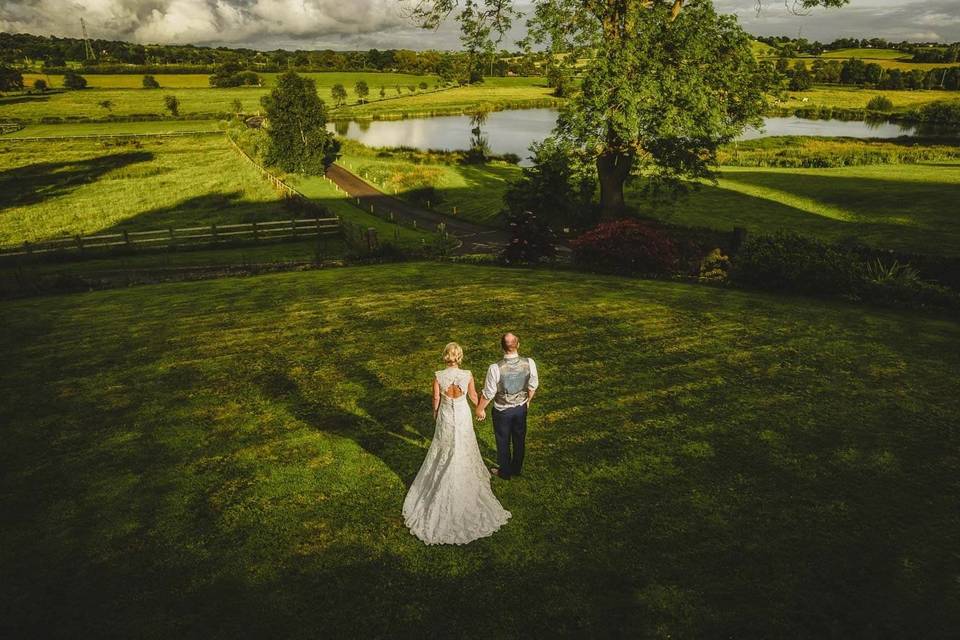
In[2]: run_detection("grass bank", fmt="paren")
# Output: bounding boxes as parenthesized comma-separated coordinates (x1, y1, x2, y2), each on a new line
(1, 263, 957, 637)
(627, 161, 960, 256)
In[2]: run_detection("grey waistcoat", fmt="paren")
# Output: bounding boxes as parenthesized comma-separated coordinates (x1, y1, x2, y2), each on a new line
(495, 357, 531, 407)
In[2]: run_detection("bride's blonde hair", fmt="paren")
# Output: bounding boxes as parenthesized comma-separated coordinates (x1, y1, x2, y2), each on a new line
(442, 342, 463, 366)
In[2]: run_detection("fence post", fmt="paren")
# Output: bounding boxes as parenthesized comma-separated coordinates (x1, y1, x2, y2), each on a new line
(211, 224, 218, 241)
(413, 220, 417, 230)
(24, 241, 32, 255)
(394, 226, 400, 241)
(367, 228, 378, 251)
(168, 227, 176, 247)
(74, 234, 84, 253)
(123, 230, 131, 246)
(291, 218, 297, 238)
(252, 221, 259, 242)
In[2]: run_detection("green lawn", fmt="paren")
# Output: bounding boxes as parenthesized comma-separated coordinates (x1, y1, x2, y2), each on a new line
(0, 134, 436, 254)
(335, 77, 559, 120)
(1, 263, 958, 637)
(0, 135, 286, 246)
(781, 86, 960, 111)
(0, 72, 443, 122)
(338, 143, 522, 226)
(290, 172, 437, 250)
(1, 119, 222, 138)
(820, 48, 914, 60)
(628, 162, 960, 256)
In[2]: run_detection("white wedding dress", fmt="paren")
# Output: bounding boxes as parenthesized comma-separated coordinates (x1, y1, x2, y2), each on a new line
(402, 367, 511, 545)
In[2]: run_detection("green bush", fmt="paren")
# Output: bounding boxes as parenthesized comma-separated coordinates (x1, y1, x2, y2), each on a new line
(917, 100, 960, 124)
(866, 95, 894, 111)
(63, 71, 87, 90)
(731, 232, 863, 295)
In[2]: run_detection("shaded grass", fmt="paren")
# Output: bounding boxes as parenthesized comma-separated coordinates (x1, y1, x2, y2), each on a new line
(0, 263, 958, 638)
(0, 136, 285, 246)
(628, 161, 960, 256)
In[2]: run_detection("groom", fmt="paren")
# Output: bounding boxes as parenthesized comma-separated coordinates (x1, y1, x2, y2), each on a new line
(476, 332, 540, 479)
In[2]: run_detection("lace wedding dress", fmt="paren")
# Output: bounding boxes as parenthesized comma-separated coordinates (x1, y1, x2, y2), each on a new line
(402, 367, 511, 545)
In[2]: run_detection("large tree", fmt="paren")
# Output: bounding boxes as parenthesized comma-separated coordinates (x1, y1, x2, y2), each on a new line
(409, 0, 849, 215)
(261, 72, 340, 175)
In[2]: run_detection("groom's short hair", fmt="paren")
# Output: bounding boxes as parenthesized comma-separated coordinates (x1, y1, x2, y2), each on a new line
(500, 332, 518, 352)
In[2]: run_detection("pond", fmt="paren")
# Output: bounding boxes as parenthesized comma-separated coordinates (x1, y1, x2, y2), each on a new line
(329, 108, 957, 163)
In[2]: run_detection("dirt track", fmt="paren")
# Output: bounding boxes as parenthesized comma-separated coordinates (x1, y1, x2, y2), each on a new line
(325, 164, 509, 254)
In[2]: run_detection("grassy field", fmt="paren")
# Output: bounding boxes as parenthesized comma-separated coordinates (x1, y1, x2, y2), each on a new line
(336, 76, 559, 120)
(820, 48, 913, 60)
(289, 172, 436, 250)
(1, 263, 957, 637)
(628, 161, 960, 256)
(20, 71, 439, 91)
(0, 134, 434, 251)
(338, 142, 521, 226)
(0, 135, 286, 246)
(781, 86, 960, 111)
(1, 75, 554, 122)
(0, 119, 223, 138)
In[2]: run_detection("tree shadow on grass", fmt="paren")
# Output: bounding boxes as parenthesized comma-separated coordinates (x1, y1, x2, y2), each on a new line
(0, 151, 154, 210)
(253, 365, 435, 486)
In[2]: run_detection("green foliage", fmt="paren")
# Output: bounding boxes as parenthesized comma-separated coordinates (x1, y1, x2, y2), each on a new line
(788, 60, 813, 91)
(866, 95, 894, 111)
(97, 99, 113, 111)
(142, 74, 160, 89)
(716, 137, 960, 168)
(230, 98, 242, 114)
(557, 0, 769, 212)
(917, 100, 960, 124)
(731, 232, 863, 295)
(62, 71, 87, 90)
(163, 94, 179, 116)
(0, 64, 23, 91)
(503, 137, 596, 230)
(502, 209, 556, 263)
(331, 83, 347, 107)
(261, 72, 341, 175)
(354, 80, 370, 103)
(209, 63, 261, 88)
(32, 78, 47, 92)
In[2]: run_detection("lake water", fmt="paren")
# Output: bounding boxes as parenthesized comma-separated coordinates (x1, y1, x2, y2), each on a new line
(329, 108, 952, 163)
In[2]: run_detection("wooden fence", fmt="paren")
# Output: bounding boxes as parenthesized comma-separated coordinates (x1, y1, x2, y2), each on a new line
(0, 217, 341, 258)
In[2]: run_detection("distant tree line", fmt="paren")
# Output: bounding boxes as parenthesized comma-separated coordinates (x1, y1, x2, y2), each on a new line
(0, 32, 539, 79)
(756, 35, 960, 63)
(779, 58, 960, 91)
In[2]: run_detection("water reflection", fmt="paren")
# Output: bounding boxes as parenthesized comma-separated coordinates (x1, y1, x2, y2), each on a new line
(327, 108, 957, 164)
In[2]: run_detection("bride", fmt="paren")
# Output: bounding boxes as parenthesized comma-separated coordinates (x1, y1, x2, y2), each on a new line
(402, 342, 511, 545)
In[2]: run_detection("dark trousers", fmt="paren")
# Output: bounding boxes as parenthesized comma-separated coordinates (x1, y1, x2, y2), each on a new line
(492, 404, 527, 479)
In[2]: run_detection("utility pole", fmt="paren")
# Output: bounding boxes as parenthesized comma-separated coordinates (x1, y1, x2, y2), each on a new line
(81, 18, 96, 61)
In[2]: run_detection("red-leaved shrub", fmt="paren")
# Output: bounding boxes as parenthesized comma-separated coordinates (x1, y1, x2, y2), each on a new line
(570, 219, 680, 275)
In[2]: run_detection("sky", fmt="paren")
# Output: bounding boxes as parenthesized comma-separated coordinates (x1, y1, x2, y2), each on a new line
(1, 1, 958, 51)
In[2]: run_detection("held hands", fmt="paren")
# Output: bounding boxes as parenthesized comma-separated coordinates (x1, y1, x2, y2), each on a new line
(475, 408, 486, 421)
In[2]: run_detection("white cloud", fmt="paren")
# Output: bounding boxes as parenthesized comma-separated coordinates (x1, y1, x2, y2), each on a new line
(0, 0, 958, 50)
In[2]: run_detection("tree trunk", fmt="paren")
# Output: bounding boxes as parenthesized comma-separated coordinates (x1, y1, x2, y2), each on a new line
(597, 150, 633, 217)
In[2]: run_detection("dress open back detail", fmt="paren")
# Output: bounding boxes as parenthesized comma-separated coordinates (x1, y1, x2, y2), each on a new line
(402, 368, 511, 545)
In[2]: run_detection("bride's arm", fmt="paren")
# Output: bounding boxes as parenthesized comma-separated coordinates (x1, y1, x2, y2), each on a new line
(467, 376, 479, 407)
(432, 378, 441, 419)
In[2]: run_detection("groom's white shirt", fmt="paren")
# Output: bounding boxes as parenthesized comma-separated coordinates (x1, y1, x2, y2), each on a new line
(482, 353, 539, 411)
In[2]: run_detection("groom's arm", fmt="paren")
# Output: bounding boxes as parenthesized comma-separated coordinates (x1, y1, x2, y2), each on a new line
(476, 364, 498, 418)
(526, 358, 539, 406)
